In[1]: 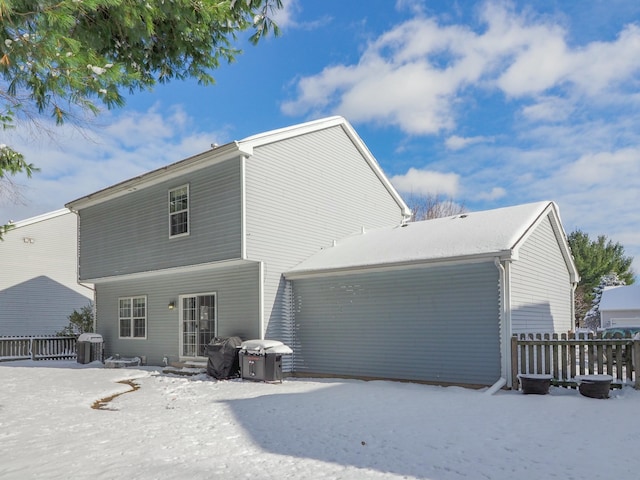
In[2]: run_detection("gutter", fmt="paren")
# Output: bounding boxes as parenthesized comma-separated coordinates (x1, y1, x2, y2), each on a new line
(66, 142, 250, 210)
(285, 249, 515, 280)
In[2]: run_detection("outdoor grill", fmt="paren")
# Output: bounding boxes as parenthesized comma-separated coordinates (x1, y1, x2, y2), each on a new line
(239, 339, 292, 383)
(206, 336, 242, 379)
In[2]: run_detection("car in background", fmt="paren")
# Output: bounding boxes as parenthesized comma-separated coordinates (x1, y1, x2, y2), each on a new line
(601, 326, 640, 338)
(601, 326, 640, 364)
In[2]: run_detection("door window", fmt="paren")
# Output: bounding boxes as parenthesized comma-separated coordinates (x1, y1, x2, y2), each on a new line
(180, 294, 216, 358)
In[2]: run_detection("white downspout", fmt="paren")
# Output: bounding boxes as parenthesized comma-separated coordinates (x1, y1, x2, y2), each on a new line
(495, 258, 513, 388)
(240, 156, 247, 260)
(571, 281, 578, 330)
(259, 261, 265, 339)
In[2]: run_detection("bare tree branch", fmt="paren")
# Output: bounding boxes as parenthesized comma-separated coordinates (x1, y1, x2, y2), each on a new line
(405, 193, 467, 221)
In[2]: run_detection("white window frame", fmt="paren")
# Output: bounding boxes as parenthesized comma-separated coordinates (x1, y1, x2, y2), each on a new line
(178, 292, 218, 360)
(169, 184, 190, 238)
(118, 296, 147, 340)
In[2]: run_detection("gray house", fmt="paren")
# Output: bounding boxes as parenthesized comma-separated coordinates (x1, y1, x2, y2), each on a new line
(66, 116, 578, 387)
(66, 116, 410, 367)
(0, 209, 93, 336)
(599, 284, 640, 328)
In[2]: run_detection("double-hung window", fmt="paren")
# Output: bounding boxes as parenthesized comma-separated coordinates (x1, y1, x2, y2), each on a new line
(119, 296, 147, 339)
(169, 185, 189, 237)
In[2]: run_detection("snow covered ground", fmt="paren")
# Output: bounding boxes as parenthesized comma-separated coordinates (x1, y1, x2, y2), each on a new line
(2, 360, 640, 480)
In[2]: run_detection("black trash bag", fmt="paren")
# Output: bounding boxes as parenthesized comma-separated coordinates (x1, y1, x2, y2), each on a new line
(206, 336, 242, 379)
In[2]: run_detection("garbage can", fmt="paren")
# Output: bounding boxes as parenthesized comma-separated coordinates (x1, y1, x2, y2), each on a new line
(206, 336, 242, 379)
(77, 333, 104, 364)
(239, 339, 292, 383)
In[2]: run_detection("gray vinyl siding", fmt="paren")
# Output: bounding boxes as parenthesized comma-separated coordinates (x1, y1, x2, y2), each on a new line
(245, 125, 404, 346)
(94, 261, 260, 365)
(510, 215, 573, 334)
(291, 262, 501, 386)
(0, 211, 92, 336)
(77, 157, 242, 281)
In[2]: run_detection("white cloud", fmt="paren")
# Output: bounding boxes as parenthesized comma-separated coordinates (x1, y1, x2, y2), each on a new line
(521, 96, 573, 122)
(274, 0, 331, 31)
(390, 168, 460, 196)
(281, 2, 640, 135)
(445, 135, 494, 150)
(476, 187, 507, 201)
(395, 0, 425, 15)
(559, 148, 640, 186)
(271, 0, 300, 29)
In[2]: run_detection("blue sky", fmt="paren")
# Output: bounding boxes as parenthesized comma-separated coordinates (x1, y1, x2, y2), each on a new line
(2, 0, 639, 274)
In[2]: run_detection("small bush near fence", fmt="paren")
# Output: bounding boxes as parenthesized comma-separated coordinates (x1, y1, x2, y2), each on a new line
(0, 336, 77, 361)
(512, 332, 640, 390)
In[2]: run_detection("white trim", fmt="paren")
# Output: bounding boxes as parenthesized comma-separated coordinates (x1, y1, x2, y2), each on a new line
(240, 116, 410, 218)
(82, 258, 257, 284)
(510, 202, 579, 283)
(240, 156, 247, 260)
(495, 259, 513, 388)
(118, 295, 147, 340)
(178, 292, 217, 362)
(168, 183, 190, 238)
(240, 115, 345, 145)
(284, 251, 513, 280)
(66, 143, 251, 210)
(339, 121, 412, 218)
(7, 208, 71, 228)
(258, 261, 265, 339)
(65, 116, 410, 217)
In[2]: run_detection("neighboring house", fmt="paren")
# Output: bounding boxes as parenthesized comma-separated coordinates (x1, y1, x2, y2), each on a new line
(0, 209, 93, 336)
(599, 284, 640, 328)
(66, 116, 410, 367)
(66, 116, 578, 387)
(285, 201, 579, 387)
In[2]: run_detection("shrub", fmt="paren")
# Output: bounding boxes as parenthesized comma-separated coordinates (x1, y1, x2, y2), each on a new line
(57, 304, 94, 336)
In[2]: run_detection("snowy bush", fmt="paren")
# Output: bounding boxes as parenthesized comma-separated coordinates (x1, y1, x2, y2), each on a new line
(57, 304, 94, 336)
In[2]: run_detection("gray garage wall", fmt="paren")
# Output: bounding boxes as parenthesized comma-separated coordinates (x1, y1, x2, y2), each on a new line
(291, 261, 501, 386)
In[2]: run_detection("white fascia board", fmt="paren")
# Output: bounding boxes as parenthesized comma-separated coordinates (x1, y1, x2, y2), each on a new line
(549, 203, 580, 283)
(284, 250, 513, 280)
(507, 201, 552, 259)
(239, 116, 345, 146)
(239, 116, 411, 218)
(339, 121, 411, 218)
(510, 201, 579, 283)
(66, 142, 251, 211)
(8, 208, 71, 228)
(82, 258, 258, 284)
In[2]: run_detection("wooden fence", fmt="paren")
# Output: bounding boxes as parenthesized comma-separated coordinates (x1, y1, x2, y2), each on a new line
(0, 336, 77, 361)
(511, 332, 640, 390)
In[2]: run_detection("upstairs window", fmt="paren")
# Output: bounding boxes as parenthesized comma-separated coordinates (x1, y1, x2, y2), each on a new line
(169, 185, 189, 237)
(119, 296, 147, 339)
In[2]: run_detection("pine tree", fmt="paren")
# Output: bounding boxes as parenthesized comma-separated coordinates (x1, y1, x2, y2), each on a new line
(567, 230, 634, 322)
